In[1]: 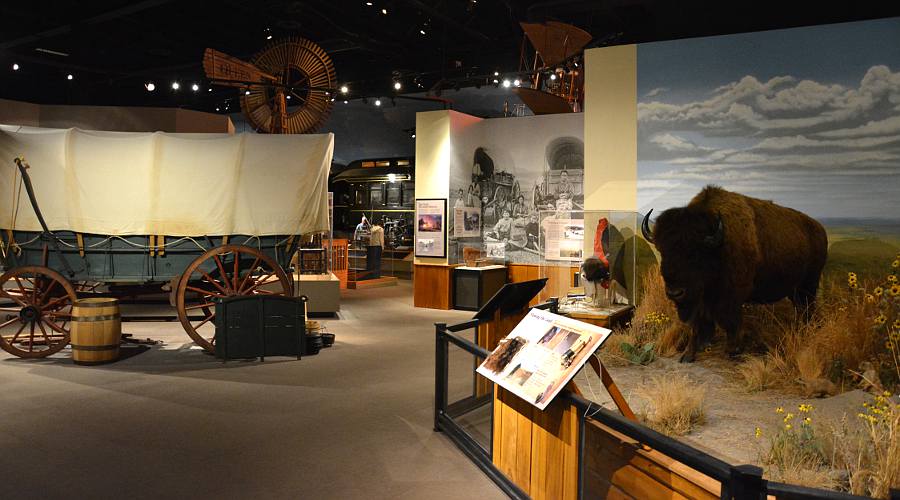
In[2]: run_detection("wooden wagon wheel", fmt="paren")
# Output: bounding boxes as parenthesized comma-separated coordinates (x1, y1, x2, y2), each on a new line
(0, 266, 76, 358)
(176, 245, 292, 352)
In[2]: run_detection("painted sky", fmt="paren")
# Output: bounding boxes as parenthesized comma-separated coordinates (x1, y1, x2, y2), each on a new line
(637, 18, 900, 218)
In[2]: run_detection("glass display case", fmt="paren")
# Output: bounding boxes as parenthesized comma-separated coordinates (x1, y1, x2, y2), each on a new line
(538, 210, 637, 324)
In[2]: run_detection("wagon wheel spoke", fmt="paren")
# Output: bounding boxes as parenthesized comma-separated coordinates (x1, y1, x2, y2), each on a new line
(43, 316, 70, 335)
(36, 321, 52, 348)
(27, 322, 35, 352)
(176, 245, 291, 352)
(211, 254, 233, 293)
(0, 293, 27, 308)
(197, 270, 229, 295)
(6, 322, 28, 345)
(42, 295, 72, 311)
(0, 317, 20, 329)
(185, 285, 226, 299)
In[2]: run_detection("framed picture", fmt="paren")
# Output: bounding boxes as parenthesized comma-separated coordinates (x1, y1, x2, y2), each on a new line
(415, 198, 447, 258)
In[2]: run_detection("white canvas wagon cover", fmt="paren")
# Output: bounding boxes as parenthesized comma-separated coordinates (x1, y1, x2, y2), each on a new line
(0, 125, 332, 237)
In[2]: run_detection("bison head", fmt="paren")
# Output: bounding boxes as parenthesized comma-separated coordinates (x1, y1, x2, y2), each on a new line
(642, 207, 724, 322)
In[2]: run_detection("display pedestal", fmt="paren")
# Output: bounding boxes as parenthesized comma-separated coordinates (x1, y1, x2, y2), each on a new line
(452, 265, 507, 311)
(294, 272, 341, 316)
(413, 263, 457, 309)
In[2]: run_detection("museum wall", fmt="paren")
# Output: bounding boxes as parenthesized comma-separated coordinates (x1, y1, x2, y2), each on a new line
(636, 17, 900, 272)
(0, 98, 233, 133)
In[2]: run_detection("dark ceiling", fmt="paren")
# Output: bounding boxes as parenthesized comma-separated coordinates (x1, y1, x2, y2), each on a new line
(1, 0, 899, 113)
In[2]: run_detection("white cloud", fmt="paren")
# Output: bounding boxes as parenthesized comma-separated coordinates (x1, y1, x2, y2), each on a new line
(648, 133, 711, 152)
(644, 87, 669, 98)
(818, 115, 900, 138)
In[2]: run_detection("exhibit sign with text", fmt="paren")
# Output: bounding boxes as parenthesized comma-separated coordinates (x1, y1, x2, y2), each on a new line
(415, 198, 447, 258)
(453, 206, 482, 238)
(543, 218, 584, 261)
(477, 309, 611, 410)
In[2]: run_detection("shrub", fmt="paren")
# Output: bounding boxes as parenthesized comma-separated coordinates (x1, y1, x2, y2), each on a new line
(639, 373, 706, 436)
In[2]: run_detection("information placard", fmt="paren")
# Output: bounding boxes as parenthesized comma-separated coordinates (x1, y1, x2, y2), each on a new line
(476, 309, 611, 410)
(415, 198, 447, 258)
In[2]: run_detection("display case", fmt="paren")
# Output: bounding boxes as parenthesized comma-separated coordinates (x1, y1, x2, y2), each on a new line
(538, 210, 637, 327)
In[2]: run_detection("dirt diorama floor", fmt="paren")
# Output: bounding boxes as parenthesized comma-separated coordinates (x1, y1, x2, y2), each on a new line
(574, 343, 871, 467)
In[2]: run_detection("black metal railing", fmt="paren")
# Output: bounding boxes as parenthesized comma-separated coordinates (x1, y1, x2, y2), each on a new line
(433, 304, 889, 500)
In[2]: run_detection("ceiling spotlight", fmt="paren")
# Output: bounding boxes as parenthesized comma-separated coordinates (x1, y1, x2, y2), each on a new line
(550, 74, 557, 81)
(502, 79, 511, 88)
(145, 82, 156, 91)
(492, 79, 498, 84)
(366, 1, 372, 4)
(493, 71, 499, 76)
(419, 29, 426, 35)
(12, 63, 19, 71)
(513, 79, 521, 87)
(216, 107, 220, 111)
(245, 90, 251, 95)
(191, 83, 199, 92)
(171, 81, 180, 90)
(66, 74, 73, 80)
(266, 35, 273, 40)
(340, 85, 349, 94)
(381, 8, 387, 14)
(286, 95, 291, 100)
(208, 88, 212, 92)
(411, 133, 416, 138)
(375, 99, 382, 106)
(393, 81, 402, 91)
(343, 100, 348, 104)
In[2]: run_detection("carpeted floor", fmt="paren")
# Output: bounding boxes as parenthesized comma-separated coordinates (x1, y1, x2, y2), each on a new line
(0, 282, 504, 500)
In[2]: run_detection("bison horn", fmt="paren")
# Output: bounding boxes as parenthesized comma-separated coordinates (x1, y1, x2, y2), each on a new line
(641, 209, 655, 244)
(703, 215, 724, 248)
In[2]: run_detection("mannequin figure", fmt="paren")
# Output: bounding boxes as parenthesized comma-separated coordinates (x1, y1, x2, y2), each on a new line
(367, 218, 385, 279)
(354, 215, 371, 246)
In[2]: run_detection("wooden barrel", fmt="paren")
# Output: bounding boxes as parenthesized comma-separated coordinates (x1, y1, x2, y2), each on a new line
(70, 298, 121, 365)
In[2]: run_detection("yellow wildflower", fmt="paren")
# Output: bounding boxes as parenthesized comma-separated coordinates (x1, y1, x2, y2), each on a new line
(755, 427, 762, 438)
(802, 417, 812, 426)
(785, 424, 792, 430)
(775, 406, 784, 413)
(874, 287, 883, 297)
(798, 404, 813, 412)
(865, 294, 875, 303)
(888, 274, 898, 283)
(893, 259, 899, 268)
(875, 314, 887, 325)
(884, 391, 893, 397)
(849, 282, 858, 289)
(848, 272, 857, 279)
(890, 284, 900, 296)
(888, 341, 896, 350)
(893, 319, 900, 330)
(783, 413, 795, 423)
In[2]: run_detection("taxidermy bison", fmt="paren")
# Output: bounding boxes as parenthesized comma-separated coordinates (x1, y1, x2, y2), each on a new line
(641, 186, 828, 362)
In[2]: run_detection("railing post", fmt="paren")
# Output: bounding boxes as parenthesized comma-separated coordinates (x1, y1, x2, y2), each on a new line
(434, 322, 448, 432)
(549, 296, 559, 314)
(725, 464, 765, 500)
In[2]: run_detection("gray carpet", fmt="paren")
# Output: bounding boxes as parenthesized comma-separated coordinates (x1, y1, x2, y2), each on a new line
(0, 282, 504, 500)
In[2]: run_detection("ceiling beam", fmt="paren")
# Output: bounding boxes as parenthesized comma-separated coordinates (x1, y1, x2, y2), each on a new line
(396, 0, 490, 42)
(0, 0, 176, 50)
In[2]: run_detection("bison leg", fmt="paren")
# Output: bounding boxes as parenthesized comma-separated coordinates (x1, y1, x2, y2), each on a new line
(793, 275, 820, 322)
(680, 317, 713, 363)
(718, 305, 744, 358)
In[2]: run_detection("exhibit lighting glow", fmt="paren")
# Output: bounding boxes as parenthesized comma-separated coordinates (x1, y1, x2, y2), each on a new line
(245, 90, 251, 95)
(513, 79, 520, 86)
(366, 1, 372, 4)
(12, 63, 19, 71)
(388, 173, 397, 183)
(340, 85, 348, 94)
(191, 83, 199, 92)
(343, 100, 348, 104)
(67, 74, 73, 80)
(492, 79, 498, 84)
(208, 88, 212, 92)
(393, 81, 401, 90)
(411, 133, 416, 138)
(286, 95, 291, 99)
(502, 79, 511, 88)
(420, 29, 426, 35)
(550, 73, 557, 80)
(493, 71, 499, 76)
(216, 107, 220, 111)
(145, 82, 156, 91)
(374, 99, 382, 106)
(171, 81, 180, 90)
(382, 8, 387, 14)
(266, 35, 272, 40)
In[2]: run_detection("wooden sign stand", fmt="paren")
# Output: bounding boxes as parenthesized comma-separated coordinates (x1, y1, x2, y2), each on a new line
(569, 355, 637, 421)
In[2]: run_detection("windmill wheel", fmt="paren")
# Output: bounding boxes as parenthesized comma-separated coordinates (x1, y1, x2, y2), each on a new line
(241, 36, 336, 134)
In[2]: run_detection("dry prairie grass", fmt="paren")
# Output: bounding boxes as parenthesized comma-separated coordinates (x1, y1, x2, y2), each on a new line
(638, 373, 706, 436)
(623, 266, 896, 394)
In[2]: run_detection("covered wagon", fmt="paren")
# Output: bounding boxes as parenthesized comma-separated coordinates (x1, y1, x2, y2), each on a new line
(0, 125, 333, 357)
